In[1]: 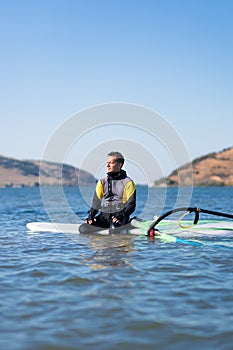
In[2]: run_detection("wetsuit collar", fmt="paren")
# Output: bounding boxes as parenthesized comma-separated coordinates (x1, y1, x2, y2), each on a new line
(107, 169, 126, 179)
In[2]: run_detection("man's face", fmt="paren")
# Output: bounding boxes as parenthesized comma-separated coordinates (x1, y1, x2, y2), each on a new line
(106, 156, 122, 173)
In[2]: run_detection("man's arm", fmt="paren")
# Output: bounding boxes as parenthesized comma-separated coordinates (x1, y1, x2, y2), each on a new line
(86, 180, 104, 223)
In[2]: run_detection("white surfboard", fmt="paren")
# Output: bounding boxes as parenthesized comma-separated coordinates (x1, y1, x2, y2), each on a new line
(26, 222, 143, 235)
(26, 220, 233, 236)
(26, 222, 82, 234)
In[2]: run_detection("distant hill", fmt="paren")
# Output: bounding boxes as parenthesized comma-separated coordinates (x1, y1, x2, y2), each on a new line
(0, 155, 96, 188)
(2, 147, 233, 188)
(155, 147, 233, 186)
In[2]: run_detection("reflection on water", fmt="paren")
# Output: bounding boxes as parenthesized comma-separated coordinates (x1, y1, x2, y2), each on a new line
(82, 235, 137, 269)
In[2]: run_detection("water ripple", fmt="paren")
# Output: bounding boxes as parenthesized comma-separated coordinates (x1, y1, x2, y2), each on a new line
(1, 187, 233, 350)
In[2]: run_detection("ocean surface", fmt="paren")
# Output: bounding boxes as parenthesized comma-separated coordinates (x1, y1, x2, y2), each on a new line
(0, 185, 233, 350)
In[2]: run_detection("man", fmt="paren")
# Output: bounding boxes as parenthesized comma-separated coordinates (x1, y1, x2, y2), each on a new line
(79, 151, 136, 233)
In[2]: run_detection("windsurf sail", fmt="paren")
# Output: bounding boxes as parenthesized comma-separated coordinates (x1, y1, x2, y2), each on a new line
(146, 206, 233, 238)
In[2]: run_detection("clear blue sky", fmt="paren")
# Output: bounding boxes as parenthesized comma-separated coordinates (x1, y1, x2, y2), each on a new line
(1, 0, 233, 183)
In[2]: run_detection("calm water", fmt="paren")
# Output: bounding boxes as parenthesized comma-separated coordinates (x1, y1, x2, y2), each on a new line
(0, 186, 233, 350)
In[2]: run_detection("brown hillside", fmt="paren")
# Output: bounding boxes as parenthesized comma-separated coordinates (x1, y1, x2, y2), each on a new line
(155, 147, 233, 186)
(0, 155, 96, 188)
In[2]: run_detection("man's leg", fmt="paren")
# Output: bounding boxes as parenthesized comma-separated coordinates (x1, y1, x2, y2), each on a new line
(79, 213, 109, 234)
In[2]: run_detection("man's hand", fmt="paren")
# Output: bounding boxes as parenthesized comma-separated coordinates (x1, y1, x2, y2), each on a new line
(111, 216, 121, 225)
(85, 218, 97, 225)
(85, 214, 97, 225)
